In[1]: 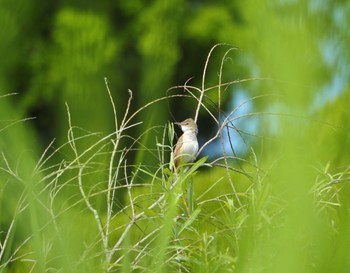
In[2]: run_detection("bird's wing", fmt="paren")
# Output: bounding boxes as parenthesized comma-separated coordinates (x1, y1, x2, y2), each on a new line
(173, 134, 184, 167)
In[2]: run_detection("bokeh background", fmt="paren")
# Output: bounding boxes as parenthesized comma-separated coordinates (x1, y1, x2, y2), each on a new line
(0, 0, 349, 272)
(0, 0, 349, 162)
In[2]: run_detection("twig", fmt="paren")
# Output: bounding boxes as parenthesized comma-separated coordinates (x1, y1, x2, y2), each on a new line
(0, 220, 15, 262)
(217, 46, 242, 206)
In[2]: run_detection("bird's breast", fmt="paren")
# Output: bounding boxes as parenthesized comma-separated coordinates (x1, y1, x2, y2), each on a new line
(181, 133, 199, 156)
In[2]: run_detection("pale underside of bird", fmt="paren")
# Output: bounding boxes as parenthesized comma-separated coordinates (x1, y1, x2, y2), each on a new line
(173, 118, 199, 170)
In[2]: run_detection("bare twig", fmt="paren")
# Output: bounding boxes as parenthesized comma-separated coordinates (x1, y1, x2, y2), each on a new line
(0, 220, 15, 262)
(195, 43, 236, 122)
(0, 117, 36, 134)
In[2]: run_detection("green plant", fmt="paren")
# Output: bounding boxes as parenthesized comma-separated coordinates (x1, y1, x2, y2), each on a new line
(0, 45, 348, 273)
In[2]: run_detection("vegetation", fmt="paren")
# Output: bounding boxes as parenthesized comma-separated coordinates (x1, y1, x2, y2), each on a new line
(0, 1, 349, 273)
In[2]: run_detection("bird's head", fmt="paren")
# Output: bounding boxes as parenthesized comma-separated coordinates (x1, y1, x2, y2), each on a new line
(175, 118, 198, 135)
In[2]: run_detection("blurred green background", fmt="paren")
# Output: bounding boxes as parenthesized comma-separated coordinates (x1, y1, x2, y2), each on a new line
(0, 0, 349, 272)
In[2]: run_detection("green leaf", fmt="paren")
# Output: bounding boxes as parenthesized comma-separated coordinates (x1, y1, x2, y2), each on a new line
(178, 207, 201, 235)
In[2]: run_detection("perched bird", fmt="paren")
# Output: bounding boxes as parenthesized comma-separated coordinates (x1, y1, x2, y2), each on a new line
(173, 118, 199, 170)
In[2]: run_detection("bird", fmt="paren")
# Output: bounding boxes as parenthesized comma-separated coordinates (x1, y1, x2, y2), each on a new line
(173, 118, 199, 171)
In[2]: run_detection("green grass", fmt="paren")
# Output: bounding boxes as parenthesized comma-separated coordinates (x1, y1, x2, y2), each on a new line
(0, 45, 349, 273)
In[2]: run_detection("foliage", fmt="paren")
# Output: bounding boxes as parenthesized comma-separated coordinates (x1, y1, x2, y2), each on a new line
(0, 0, 349, 272)
(1, 43, 349, 272)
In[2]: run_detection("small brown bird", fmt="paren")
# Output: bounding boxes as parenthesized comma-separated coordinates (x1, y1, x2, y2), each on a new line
(173, 118, 199, 170)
